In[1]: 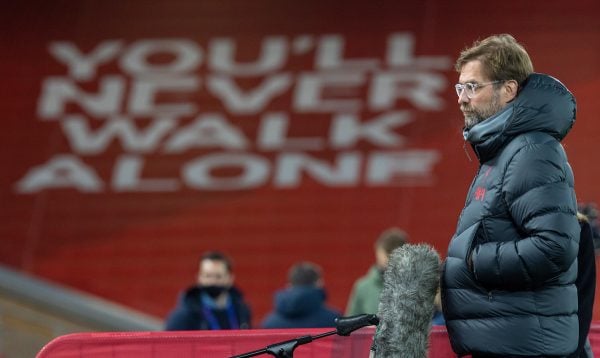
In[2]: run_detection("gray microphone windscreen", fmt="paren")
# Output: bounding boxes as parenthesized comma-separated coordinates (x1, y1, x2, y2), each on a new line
(372, 243, 441, 358)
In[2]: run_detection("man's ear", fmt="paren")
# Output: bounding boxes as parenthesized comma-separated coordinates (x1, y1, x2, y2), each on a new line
(503, 80, 519, 103)
(316, 278, 324, 288)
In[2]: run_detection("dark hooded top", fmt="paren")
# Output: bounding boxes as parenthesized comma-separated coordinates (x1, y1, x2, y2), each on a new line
(441, 73, 580, 357)
(261, 286, 341, 329)
(164, 285, 252, 330)
(568, 219, 596, 358)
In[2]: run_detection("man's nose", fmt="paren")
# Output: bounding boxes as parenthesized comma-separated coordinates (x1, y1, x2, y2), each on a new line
(457, 90, 469, 104)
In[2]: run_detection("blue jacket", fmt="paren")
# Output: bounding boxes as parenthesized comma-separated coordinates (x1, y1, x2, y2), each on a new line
(261, 286, 341, 329)
(441, 74, 579, 356)
(164, 285, 252, 330)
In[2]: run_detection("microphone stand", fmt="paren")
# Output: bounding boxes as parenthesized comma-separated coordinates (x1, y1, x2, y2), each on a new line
(230, 314, 379, 358)
(230, 330, 337, 358)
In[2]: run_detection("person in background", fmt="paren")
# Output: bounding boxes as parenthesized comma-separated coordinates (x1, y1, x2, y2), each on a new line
(431, 288, 445, 326)
(345, 228, 408, 315)
(441, 34, 580, 357)
(578, 202, 600, 251)
(165, 251, 252, 330)
(568, 213, 596, 358)
(261, 261, 340, 328)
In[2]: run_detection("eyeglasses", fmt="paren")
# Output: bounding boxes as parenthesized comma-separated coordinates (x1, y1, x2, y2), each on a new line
(455, 80, 502, 99)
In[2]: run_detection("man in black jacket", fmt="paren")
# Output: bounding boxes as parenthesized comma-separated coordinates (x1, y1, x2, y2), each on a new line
(165, 251, 252, 330)
(569, 214, 596, 358)
(441, 34, 580, 357)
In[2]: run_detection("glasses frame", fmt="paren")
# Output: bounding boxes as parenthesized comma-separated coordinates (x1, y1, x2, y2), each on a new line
(455, 80, 502, 99)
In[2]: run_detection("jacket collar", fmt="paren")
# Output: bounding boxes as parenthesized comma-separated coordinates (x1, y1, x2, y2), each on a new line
(463, 73, 576, 162)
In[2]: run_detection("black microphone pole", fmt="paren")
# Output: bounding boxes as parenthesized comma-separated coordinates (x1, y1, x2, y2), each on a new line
(230, 314, 379, 358)
(230, 331, 337, 358)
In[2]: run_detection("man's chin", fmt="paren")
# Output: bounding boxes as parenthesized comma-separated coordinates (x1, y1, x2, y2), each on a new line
(463, 117, 476, 130)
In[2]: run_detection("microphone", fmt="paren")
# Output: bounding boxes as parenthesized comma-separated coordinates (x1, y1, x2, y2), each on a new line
(231, 314, 379, 357)
(335, 313, 379, 336)
(370, 243, 441, 358)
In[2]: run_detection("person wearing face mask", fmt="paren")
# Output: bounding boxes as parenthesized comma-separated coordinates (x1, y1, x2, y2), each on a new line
(345, 228, 408, 316)
(165, 251, 252, 330)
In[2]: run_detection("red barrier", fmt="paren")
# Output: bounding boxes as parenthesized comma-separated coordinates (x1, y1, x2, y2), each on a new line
(37, 324, 600, 358)
(36, 326, 455, 357)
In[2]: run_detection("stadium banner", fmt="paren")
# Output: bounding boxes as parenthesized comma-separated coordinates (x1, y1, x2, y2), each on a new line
(1, 1, 599, 323)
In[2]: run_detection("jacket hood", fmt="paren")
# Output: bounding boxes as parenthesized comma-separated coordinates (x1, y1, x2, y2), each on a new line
(464, 73, 576, 162)
(273, 286, 326, 318)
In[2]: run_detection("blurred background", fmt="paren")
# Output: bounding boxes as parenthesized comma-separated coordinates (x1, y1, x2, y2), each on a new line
(1, 1, 599, 356)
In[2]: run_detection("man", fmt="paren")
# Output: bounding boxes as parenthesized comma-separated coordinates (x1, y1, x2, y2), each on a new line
(441, 34, 580, 357)
(579, 202, 600, 250)
(570, 213, 596, 358)
(165, 251, 252, 330)
(345, 228, 408, 315)
(261, 261, 340, 328)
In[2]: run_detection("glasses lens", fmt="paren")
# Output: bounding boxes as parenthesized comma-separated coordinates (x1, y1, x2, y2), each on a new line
(465, 83, 476, 98)
(455, 84, 464, 97)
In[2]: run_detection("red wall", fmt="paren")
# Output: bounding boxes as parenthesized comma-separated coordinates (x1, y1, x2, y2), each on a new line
(1, 0, 599, 324)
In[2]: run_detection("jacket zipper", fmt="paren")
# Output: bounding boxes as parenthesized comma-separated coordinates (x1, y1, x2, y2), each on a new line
(463, 141, 473, 162)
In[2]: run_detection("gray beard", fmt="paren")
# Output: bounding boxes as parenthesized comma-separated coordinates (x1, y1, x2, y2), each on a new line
(462, 91, 503, 130)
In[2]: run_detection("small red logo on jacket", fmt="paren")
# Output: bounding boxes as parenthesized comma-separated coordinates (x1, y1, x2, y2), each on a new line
(474, 187, 486, 201)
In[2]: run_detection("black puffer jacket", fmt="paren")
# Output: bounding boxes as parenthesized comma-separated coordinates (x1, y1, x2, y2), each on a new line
(441, 73, 580, 357)
(164, 286, 252, 330)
